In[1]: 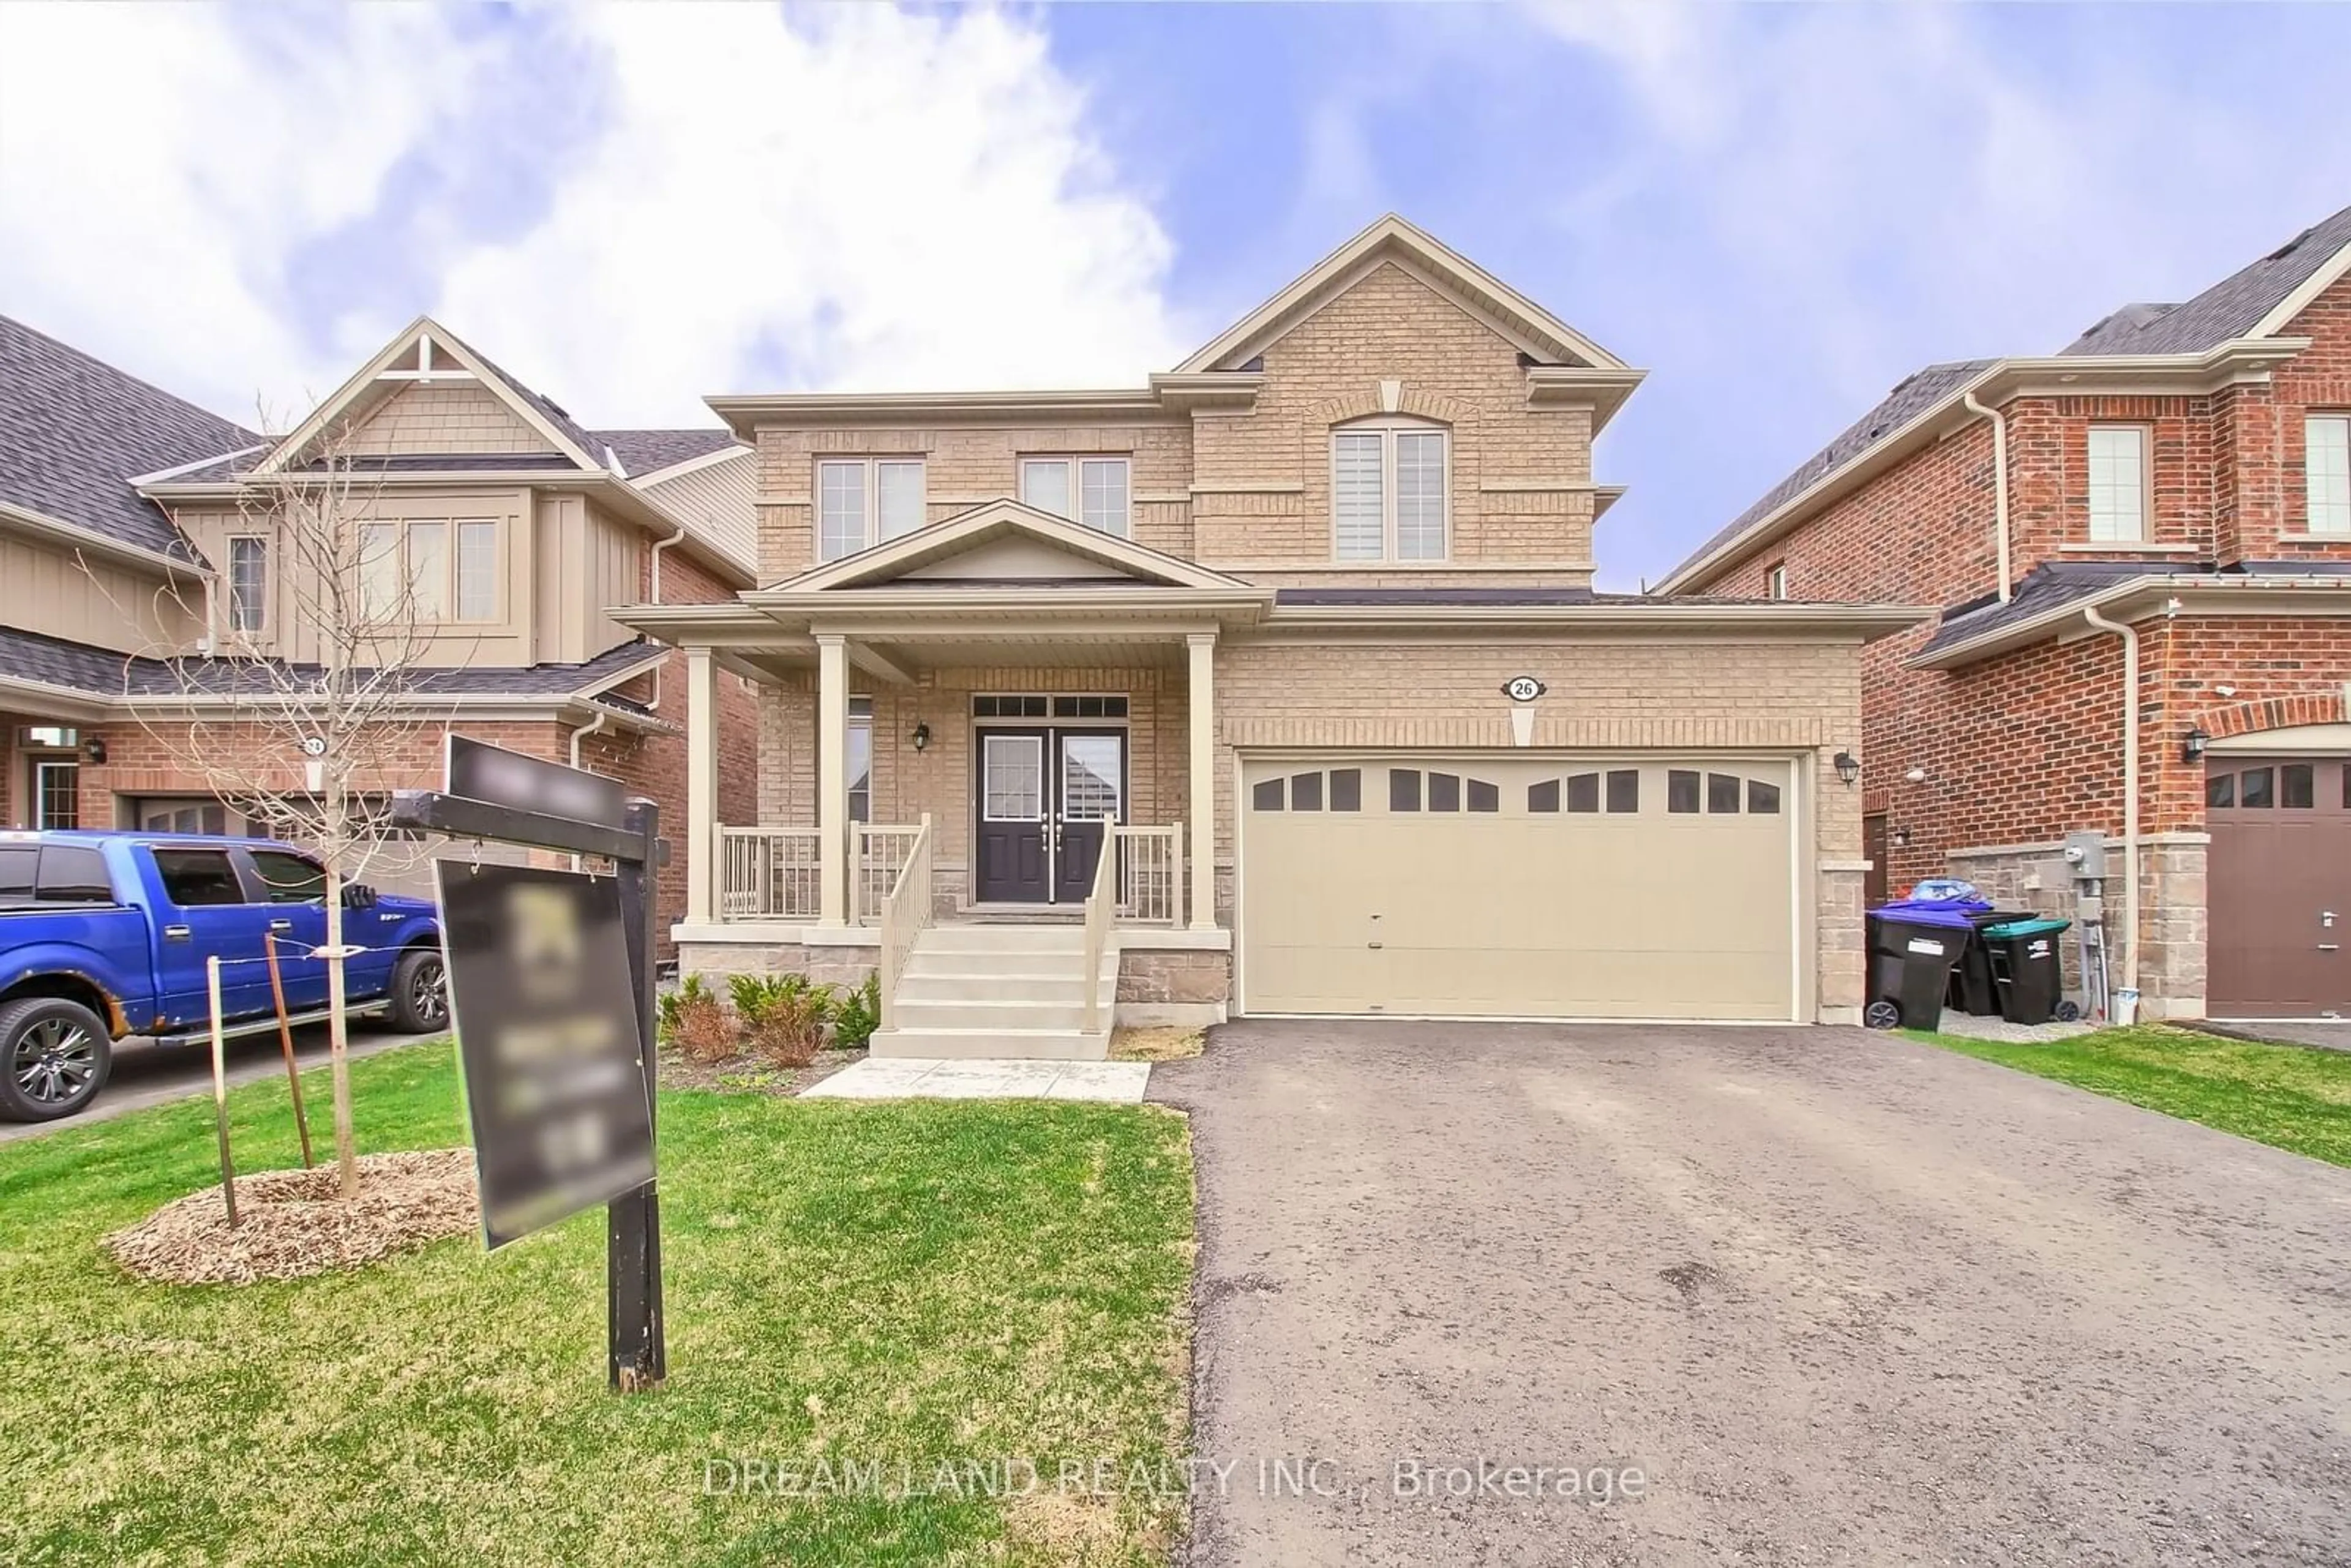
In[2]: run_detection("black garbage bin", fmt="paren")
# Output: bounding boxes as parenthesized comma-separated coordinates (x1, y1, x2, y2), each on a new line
(1865, 907, 1975, 1029)
(1948, 907, 2038, 1016)
(1983, 917, 2071, 1024)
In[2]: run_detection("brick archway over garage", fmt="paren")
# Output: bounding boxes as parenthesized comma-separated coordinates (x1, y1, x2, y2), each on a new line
(2195, 689, 2351, 741)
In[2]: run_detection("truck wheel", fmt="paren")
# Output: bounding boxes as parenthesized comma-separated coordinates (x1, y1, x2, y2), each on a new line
(0, 997, 114, 1122)
(386, 950, 450, 1033)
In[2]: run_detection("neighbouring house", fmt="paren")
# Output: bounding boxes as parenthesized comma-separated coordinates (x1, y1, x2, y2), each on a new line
(1657, 204, 2351, 1022)
(0, 313, 762, 948)
(623, 214, 1915, 1054)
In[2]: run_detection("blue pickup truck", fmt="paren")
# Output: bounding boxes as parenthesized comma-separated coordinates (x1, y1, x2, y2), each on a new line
(0, 831, 446, 1122)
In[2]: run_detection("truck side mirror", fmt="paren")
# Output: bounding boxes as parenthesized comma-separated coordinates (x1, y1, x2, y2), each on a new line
(342, 882, 378, 910)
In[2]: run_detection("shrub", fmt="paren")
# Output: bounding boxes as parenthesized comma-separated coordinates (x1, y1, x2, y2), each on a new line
(730, 973, 836, 1068)
(831, 972, 881, 1054)
(663, 977, 736, 1064)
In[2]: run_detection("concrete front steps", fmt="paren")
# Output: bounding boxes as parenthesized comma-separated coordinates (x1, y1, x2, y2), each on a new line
(870, 923, 1116, 1060)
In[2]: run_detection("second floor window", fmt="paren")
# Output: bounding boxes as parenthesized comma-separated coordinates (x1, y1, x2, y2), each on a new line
(2308, 415, 2350, 535)
(356, 519, 498, 623)
(2086, 425, 2148, 541)
(227, 535, 268, 632)
(1333, 420, 1447, 561)
(1765, 561, 1788, 600)
(819, 458, 925, 561)
(1019, 456, 1131, 536)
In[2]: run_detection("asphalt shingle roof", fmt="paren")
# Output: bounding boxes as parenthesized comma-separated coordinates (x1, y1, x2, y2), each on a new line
(2057, 204, 2351, 357)
(1671, 203, 2351, 588)
(1668, 359, 1995, 581)
(1, 624, 662, 702)
(0, 315, 259, 558)
(591, 429, 744, 478)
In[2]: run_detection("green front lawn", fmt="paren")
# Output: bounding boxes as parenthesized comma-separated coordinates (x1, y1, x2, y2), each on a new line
(0, 1043, 1195, 1567)
(1912, 1024, 2351, 1168)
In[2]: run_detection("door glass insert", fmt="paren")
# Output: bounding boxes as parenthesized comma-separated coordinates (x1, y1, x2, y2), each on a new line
(982, 735, 1044, 821)
(1059, 735, 1122, 821)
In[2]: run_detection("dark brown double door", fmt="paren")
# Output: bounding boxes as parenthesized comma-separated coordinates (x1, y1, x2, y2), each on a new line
(973, 727, 1126, 905)
(2207, 756, 2350, 1017)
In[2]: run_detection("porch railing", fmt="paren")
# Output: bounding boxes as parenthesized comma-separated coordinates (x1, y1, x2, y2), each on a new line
(1081, 812, 1120, 1035)
(852, 823, 927, 926)
(877, 814, 934, 1031)
(718, 827, 823, 921)
(1113, 823, 1183, 926)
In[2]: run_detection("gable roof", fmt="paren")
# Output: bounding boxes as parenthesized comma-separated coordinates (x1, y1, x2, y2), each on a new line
(757, 498, 1256, 598)
(1176, 213, 1632, 375)
(0, 315, 259, 561)
(251, 317, 604, 476)
(2057, 203, 2351, 356)
(1661, 201, 2351, 595)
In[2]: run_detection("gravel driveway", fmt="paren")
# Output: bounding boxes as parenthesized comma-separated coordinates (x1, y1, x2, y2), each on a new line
(1149, 1021, 2351, 1566)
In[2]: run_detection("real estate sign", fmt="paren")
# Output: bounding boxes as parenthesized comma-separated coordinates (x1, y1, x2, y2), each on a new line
(437, 861, 654, 1249)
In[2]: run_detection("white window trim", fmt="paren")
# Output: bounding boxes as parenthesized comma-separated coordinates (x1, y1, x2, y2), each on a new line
(354, 518, 499, 625)
(1018, 455, 1132, 537)
(2306, 413, 2351, 536)
(1764, 561, 1788, 601)
(816, 457, 926, 561)
(1330, 416, 1450, 563)
(225, 534, 269, 634)
(2085, 424, 2151, 543)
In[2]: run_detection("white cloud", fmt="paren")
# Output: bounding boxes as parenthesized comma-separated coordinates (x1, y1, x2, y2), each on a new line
(0, 2, 1187, 427)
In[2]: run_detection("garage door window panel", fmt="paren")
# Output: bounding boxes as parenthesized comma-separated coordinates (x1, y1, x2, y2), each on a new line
(1607, 770, 1639, 813)
(1252, 778, 1284, 812)
(2281, 763, 2315, 809)
(1667, 770, 1701, 814)
(1466, 779, 1499, 813)
(1747, 779, 1782, 814)
(2240, 767, 2273, 809)
(1707, 773, 1743, 814)
(1329, 769, 1362, 812)
(1290, 772, 1323, 812)
(1390, 770, 1422, 812)
(1428, 773, 1461, 812)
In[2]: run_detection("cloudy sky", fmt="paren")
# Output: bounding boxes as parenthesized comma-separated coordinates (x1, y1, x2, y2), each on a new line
(2, 2, 2345, 587)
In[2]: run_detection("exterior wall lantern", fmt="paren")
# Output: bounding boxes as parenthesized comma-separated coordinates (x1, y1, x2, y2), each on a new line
(2181, 726, 2210, 763)
(1832, 749, 1861, 786)
(81, 735, 108, 764)
(910, 722, 931, 753)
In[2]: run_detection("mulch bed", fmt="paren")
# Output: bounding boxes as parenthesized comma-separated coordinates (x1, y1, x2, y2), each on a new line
(104, 1149, 479, 1286)
(656, 1046, 865, 1097)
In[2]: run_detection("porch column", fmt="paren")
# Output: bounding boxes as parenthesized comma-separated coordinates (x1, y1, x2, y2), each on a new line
(816, 633, 850, 928)
(684, 643, 718, 925)
(1187, 631, 1217, 930)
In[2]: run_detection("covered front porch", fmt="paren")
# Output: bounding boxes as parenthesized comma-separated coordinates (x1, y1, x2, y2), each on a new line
(620, 501, 1269, 1041)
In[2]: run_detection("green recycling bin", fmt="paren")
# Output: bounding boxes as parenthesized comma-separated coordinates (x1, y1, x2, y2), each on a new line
(1982, 917, 2071, 1025)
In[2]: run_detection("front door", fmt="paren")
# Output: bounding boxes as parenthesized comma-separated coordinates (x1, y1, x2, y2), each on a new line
(975, 730, 1050, 902)
(1053, 732, 1125, 903)
(972, 726, 1127, 905)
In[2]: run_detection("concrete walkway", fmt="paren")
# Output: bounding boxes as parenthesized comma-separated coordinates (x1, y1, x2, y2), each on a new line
(2203, 1019, 2351, 1053)
(799, 1056, 1151, 1102)
(1152, 1019, 2351, 1567)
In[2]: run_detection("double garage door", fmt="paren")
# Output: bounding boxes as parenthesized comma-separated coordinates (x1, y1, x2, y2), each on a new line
(1239, 754, 1800, 1021)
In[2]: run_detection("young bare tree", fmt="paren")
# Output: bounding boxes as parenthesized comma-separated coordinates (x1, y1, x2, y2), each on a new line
(92, 419, 468, 1198)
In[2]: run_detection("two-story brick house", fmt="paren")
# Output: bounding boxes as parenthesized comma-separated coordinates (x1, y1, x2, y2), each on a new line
(628, 216, 1915, 1052)
(0, 313, 761, 948)
(1659, 204, 2351, 1021)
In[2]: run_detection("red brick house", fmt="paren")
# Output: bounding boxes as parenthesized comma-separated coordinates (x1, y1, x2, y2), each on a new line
(1659, 204, 2351, 1021)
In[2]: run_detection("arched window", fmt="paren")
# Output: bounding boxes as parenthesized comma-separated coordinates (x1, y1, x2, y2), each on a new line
(1332, 417, 1449, 561)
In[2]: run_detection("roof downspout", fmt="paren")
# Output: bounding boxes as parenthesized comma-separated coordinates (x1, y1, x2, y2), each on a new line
(566, 709, 612, 872)
(2080, 604, 2139, 999)
(643, 525, 688, 712)
(1962, 388, 2012, 603)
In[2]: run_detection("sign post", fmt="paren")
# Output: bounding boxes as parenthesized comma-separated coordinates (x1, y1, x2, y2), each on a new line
(390, 736, 667, 1390)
